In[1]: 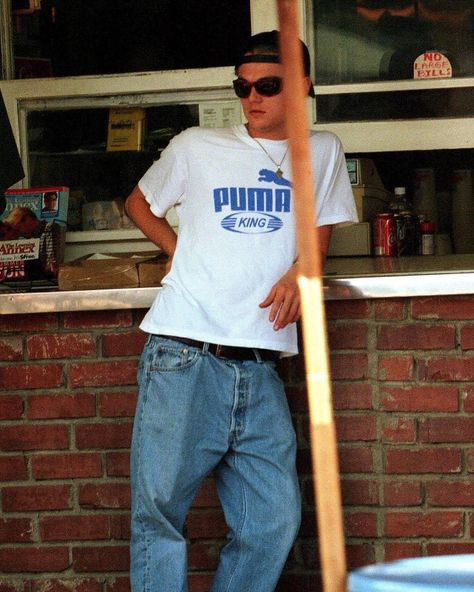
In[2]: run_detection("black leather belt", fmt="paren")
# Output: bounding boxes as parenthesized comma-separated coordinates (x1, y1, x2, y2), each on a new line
(159, 335, 280, 362)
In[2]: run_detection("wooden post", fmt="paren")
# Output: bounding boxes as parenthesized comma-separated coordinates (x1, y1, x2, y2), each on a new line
(276, 2, 347, 591)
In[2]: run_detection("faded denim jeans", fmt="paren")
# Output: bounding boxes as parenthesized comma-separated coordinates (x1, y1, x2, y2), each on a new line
(130, 335, 301, 592)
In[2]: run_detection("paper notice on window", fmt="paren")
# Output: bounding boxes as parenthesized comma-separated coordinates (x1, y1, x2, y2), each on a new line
(199, 102, 242, 128)
(413, 51, 452, 79)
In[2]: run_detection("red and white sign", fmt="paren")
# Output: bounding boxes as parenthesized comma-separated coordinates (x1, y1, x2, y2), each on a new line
(413, 52, 452, 79)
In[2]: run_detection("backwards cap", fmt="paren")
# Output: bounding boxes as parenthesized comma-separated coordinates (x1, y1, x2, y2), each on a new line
(235, 30, 315, 98)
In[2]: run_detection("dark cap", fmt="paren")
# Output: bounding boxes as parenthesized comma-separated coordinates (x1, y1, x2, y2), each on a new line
(235, 30, 315, 98)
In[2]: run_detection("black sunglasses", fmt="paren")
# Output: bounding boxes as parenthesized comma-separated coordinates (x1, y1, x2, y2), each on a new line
(232, 76, 283, 98)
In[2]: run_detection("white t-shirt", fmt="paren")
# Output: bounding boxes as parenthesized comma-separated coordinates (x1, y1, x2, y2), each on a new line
(138, 124, 358, 355)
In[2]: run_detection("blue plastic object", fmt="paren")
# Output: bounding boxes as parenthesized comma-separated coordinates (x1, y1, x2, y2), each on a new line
(349, 554, 474, 592)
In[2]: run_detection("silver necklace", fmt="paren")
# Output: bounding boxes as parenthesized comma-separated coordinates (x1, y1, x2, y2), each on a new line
(252, 137, 289, 178)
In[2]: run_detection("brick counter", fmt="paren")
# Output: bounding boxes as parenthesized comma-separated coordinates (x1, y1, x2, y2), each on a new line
(1, 296, 473, 591)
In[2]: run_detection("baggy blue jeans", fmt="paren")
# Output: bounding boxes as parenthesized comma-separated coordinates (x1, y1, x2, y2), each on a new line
(130, 335, 301, 592)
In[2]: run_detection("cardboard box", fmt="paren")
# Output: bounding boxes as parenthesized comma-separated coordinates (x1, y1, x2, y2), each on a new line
(328, 222, 372, 257)
(58, 251, 168, 291)
(106, 108, 146, 152)
(352, 186, 390, 222)
(138, 258, 168, 287)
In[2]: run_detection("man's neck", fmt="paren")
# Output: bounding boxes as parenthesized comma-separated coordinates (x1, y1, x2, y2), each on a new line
(245, 123, 287, 141)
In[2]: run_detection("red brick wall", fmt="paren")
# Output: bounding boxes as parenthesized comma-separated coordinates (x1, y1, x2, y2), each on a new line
(0, 296, 473, 591)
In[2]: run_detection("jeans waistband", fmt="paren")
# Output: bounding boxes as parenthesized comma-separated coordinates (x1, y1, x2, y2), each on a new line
(156, 335, 280, 362)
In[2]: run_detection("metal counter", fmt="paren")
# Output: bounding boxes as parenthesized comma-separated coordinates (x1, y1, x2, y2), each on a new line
(3, 254, 474, 315)
(0, 286, 159, 315)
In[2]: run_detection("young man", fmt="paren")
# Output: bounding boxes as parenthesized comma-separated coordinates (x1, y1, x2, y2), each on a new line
(125, 30, 357, 592)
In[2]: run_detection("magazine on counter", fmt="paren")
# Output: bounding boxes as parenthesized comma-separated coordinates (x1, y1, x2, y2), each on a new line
(0, 186, 69, 286)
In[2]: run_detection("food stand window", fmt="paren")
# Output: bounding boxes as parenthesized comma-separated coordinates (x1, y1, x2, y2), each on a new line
(306, 1, 474, 259)
(10, 80, 241, 260)
(311, 0, 473, 85)
(310, 1, 474, 124)
(26, 103, 200, 217)
(8, 0, 251, 79)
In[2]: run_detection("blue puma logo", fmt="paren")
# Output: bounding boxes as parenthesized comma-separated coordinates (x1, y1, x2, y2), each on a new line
(258, 168, 291, 187)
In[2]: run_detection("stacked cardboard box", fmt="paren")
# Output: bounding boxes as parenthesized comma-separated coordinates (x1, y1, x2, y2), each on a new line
(58, 251, 168, 291)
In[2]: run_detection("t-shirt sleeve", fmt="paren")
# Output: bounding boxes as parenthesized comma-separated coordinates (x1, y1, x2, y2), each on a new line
(138, 134, 187, 218)
(313, 133, 359, 228)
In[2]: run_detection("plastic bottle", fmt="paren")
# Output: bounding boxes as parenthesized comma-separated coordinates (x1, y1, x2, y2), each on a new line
(389, 186, 409, 213)
(413, 168, 437, 227)
(420, 220, 435, 255)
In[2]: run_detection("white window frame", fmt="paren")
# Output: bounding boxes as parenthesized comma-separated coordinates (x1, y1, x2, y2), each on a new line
(251, 0, 474, 153)
(0, 0, 472, 166)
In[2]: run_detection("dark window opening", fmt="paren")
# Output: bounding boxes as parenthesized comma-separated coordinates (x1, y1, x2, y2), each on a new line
(12, 0, 251, 78)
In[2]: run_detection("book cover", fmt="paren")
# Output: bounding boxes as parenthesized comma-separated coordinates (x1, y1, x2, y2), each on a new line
(0, 186, 69, 285)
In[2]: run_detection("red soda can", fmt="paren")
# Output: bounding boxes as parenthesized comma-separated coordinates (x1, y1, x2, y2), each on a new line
(373, 213, 397, 256)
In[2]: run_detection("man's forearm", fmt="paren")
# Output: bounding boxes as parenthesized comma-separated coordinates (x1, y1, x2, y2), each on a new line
(125, 186, 177, 257)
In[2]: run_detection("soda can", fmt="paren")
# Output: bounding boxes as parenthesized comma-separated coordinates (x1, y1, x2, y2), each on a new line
(373, 213, 397, 256)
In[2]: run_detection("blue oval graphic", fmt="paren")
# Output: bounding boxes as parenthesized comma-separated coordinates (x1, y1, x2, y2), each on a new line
(221, 212, 283, 234)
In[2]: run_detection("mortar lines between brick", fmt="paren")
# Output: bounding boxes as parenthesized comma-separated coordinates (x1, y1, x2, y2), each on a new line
(368, 317, 387, 550)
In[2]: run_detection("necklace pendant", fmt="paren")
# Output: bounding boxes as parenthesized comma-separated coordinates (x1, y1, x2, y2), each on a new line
(276, 168, 283, 178)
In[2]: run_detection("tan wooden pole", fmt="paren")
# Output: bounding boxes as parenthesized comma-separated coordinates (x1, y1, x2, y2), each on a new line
(276, 2, 347, 591)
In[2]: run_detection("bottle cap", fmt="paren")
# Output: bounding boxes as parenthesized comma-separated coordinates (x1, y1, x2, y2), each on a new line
(420, 220, 435, 232)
